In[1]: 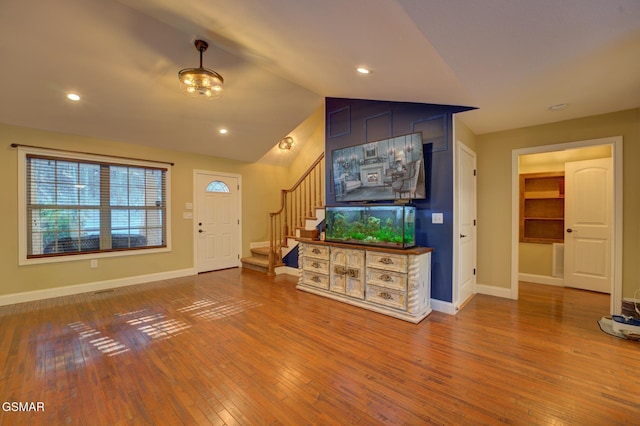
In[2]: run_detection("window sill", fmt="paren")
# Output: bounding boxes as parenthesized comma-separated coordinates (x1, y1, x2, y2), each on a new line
(19, 245, 171, 266)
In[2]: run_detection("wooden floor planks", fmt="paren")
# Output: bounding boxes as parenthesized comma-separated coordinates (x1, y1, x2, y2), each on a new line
(0, 268, 639, 425)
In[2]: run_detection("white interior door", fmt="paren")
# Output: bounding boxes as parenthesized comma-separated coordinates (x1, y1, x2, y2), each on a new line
(457, 142, 477, 307)
(564, 158, 612, 293)
(195, 172, 240, 273)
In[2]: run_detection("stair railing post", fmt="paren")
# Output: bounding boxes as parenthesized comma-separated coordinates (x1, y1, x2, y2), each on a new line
(267, 213, 275, 276)
(264, 153, 324, 276)
(283, 190, 289, 241)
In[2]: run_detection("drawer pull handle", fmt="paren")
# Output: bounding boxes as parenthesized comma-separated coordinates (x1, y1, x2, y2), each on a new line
(311, 276, 321, 283)
(348, 269, 359, 279)
(379, 292, 392, 300)
(312, 248, 321, 254)
(312, 262, 320, 268)
(334, 266, 347, 275)
(379, 257, 393, 265)
(380, 274, 392, 282)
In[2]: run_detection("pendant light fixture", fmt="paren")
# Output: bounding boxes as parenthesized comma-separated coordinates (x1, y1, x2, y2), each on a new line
(178, 39, 223, 99)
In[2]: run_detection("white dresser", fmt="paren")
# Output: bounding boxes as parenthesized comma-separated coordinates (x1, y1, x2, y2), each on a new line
(297, 241, 432, 323)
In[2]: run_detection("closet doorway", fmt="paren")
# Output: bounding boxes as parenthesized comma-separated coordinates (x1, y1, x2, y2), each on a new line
(511, 136, 622, 314)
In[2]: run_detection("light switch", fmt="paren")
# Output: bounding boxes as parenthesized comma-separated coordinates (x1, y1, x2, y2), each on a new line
(432, 213, 444, 224)
(185, 202, 193, 210)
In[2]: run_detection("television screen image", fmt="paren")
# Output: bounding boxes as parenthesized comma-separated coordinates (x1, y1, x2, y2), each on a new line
(332, 132, 427, 202)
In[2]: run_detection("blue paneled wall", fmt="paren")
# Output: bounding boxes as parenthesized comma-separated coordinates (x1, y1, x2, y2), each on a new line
(325, 97, 474, 303)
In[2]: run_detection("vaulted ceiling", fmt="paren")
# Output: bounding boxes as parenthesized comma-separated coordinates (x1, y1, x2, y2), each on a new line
(1, 0, 639, 163)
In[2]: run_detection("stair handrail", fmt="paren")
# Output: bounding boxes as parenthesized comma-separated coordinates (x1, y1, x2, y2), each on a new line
(268, 152, 325, 276)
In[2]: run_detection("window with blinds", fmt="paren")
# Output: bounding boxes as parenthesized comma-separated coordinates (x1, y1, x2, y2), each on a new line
(23, 152, 168, 259)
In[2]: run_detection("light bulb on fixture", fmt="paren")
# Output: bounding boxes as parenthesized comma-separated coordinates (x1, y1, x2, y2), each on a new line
(178, 39, 224, 99)
(278, 136, 294, 151)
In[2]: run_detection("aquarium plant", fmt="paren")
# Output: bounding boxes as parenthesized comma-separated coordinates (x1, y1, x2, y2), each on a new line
(324, 205, 416, 248)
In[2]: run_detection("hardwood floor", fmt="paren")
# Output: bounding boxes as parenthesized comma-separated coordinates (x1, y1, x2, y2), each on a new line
(1, 269, 639, 425)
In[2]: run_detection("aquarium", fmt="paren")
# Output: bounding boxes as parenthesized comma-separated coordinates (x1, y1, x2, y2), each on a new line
(324, 204, 416, 249)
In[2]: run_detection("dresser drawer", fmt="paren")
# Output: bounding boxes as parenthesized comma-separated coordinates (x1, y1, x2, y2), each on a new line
(366, 284, 407, 310)
(366, 268, 407, 291)
(302, 270, 329, 290)
(303, 244, 330, 260)
(366, 251, 408, 273)
(302, 256, 329, 274)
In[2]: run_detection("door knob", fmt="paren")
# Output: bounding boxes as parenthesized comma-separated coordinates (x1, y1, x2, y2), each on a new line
(460, 234, 467, 238)
(566, 228, 573, 233)
(199, 229, 204, 233)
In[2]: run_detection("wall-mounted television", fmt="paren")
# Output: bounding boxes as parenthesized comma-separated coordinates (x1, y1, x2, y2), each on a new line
(331, 132, 427, 202)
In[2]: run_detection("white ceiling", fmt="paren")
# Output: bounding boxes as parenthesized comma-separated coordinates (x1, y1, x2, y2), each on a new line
(1, 0, 639, 163)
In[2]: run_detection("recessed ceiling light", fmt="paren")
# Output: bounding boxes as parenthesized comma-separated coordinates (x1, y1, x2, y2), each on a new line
(549, 103, 568, 111)
(356, 67, 371, 74)
(67, 93, 80, 101)
(219, 128, 228, 134)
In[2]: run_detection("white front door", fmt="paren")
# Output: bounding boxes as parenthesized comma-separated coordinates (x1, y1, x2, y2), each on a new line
(195, 172, 241, 273)
(564, 158, 612, 293)
(457, 142, 477, 308)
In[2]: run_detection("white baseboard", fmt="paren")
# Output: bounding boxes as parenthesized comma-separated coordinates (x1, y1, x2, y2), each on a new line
(518, 273, 565, 287)
(275, 265, 299, 276)
(476, 283, 514, 299)
(430, 298, 457, 315)
(0, 268, 196, 307)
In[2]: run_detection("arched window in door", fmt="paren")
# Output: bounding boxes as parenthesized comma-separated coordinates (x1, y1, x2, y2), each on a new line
(206, 181, 230, 193)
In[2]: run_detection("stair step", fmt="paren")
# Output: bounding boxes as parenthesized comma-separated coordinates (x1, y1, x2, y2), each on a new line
(250, 246, 271, 257)
(241, 256, 269, 273)
(241, 256, 269, 267)
(240, 255, 283, 273)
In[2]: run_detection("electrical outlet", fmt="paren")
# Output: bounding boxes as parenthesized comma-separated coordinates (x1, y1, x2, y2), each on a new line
(432, 213, 444, 224)
(90, 259, 98, 268)
(183, 212, 193, 219)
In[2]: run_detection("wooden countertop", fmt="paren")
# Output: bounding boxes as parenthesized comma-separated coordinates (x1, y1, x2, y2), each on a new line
(297, 239, 433, 255)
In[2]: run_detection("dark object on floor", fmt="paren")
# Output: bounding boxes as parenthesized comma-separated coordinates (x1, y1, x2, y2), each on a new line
(621, 298, 640, 319)
(598, 317, 640, 341)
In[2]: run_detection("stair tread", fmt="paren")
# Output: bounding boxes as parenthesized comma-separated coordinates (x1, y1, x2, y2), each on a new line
(250, 247, 271, 256)
(241, 256, 269, 267)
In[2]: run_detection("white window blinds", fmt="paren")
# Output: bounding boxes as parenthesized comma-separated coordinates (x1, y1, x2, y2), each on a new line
(25, 153, 167, 258)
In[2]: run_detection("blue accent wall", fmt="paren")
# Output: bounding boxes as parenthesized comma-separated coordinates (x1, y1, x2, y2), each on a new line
(283, 245, 299, 268)
(283, 221, 324, 269)
(325, 97, 474, 303)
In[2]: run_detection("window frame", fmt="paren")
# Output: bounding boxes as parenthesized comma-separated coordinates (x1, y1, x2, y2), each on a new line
(18, 147, 172, 265)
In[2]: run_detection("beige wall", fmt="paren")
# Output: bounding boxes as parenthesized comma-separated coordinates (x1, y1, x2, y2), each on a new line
(286, 105, 326, 185)
(3, 107, 638, 300)
(0, 123, 291, 297)
(518, 145, 612, 174)
(454, 116, 478, 152)
(473, 108, 640, 298)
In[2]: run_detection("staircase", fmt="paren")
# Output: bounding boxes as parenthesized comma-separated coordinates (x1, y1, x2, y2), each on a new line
(275, 206, 325, 275)
(240, 153, 325, 275)
(240, 246, 272, 273)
